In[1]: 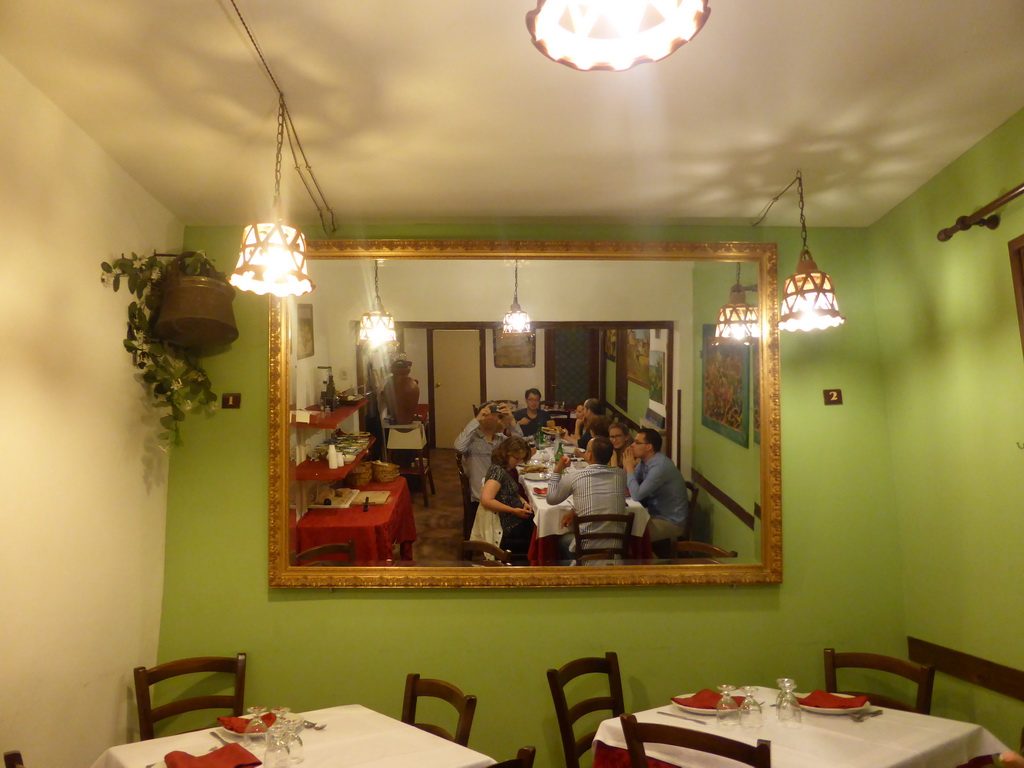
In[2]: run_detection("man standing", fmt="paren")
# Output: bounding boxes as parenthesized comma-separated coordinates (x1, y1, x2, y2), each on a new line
(548, 436, 627, 561)
(622, 427, 689, 554)
(454, 402, 523, 500)
(512, 388, 553, 438)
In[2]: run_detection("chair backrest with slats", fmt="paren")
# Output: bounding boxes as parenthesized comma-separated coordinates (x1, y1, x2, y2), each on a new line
(401, 673, 477, 747)
(547, 652, 625, 768)
(291, 540, 356, 566)
(461, 539, 512, 565)
(572, 512, 634, 563)
(133, 653, 246, 740)
(4, 751, 25, 768)
(491, 746, 536, 768)
(824, 648, 935, 714)
(620, 714, 771, 768)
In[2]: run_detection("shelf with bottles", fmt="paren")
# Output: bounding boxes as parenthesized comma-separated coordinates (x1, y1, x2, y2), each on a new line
(292, 397, 369, 430)
(293, 437, 375, 482)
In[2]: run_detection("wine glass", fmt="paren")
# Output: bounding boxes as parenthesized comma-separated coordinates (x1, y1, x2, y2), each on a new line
(739, 686, 763, 728)
(243, 705, 269, 753)
(262, 723, 290, 768)
(716, 684, 740, 726)
(776, 678, 802, 728)
(282, 713, 305, 764)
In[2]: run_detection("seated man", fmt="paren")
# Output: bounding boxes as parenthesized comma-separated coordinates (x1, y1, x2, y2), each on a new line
(621, 427, 689, 556)
(547, 436, 627, 563)
(512, 387, 554, 439)
(454, 401, 523, 501)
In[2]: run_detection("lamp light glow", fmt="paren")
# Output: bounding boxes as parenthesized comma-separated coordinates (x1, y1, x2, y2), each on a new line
(231, 220, 312, 297)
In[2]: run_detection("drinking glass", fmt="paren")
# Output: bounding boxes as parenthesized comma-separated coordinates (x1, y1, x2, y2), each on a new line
(262, 723, 290, 768)
(243, 705, 269, 753)
(739, 686, 763, 728)
(776, 678, 802, 728)
(282, 714, 305, 764)
(716, 684, 740, 726)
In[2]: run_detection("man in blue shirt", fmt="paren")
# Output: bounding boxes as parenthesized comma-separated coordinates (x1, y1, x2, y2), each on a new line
(622, 427, 688, 554)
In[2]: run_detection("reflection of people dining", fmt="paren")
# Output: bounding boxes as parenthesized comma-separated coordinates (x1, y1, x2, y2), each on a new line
(564, 398, 605, 449)
(608, 423, 633, 469)
(475, 437, 535, 559)
(622, 428, 689, 555)
(512, 388, 553, 438)
(454, 402, 523, 501)
(548, 436, 627, 563)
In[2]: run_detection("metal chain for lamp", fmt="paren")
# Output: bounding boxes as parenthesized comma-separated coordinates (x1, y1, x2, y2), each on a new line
(797, 170, 809, 254)
(273, 95, 285, 209)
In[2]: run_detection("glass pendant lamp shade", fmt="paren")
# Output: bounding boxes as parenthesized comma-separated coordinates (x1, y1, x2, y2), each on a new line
(231, 220, 313, 297)
(526, 0, 710, 72)
(713, 283, 760, 344)
(778, 250, 845, 332)
(502, 301, 532, 335)
(359, 261, 397, 345)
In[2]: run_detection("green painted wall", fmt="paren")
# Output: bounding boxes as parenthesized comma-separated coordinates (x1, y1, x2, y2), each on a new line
(865, 107, 1024, 738)
(159, 218, 917, 766)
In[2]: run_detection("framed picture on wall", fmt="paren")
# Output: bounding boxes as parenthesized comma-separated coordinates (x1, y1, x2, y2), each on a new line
(648, 349, 665, 405)
(493, 331, 536, 368)
(297, 303, 314, 359)
(700, 324, 749, 447)
(604, 328, 617, 360)
(625, 329, 650, 386)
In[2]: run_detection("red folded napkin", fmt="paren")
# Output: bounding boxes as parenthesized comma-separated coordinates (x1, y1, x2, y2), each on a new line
(165, 743, 261, 768)
(672, 689, 744, 710)
(216, 713, 276, 733)
(797, 690, 870, 709)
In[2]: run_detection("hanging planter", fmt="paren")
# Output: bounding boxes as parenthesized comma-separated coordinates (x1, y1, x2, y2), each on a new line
(100, 250, 238, 444)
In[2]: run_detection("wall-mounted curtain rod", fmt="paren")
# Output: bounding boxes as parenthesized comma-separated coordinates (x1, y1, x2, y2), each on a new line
(937, 180, 1024, 242)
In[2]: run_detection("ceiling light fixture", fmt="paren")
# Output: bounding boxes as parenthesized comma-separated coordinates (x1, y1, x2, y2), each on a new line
(501, 260, 532, 335)
(227, 0, 335, 298)
(359, 260, 397, 346)
(526, 0, 710, 72)
(713, 264, 759, 345)
(756, 170, 845, 333)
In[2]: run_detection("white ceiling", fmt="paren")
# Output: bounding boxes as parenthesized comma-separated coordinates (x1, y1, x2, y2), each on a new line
(2, 1, 1023, 229)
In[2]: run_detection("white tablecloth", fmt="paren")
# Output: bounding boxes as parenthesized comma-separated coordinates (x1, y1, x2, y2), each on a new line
(522, 471, 648, 538)
(593, 687, 1008, 768)
(89, 705, 496, 768)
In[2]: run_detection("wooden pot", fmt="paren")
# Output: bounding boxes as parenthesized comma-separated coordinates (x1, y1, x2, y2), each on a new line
(154, 276, 239, 348)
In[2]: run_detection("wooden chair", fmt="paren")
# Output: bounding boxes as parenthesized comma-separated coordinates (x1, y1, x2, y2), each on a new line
(386, 422, 435, 506)
(461, 539, 512, 565)
(3, 752, 24, 768)
(491, 747, 536, 768)
(572, 512, 635, 563)
(455, 452, 477, 540)
(674, 540, 738, 563)
(680, 480, 700, 541)
(547, 652, 625, 768)
(620, 713, 771, 768)
(134, 653, 246, 740)
(401, 673, 477, 747)
(824, 648, 935, 714)
(290, 540, 356, 566)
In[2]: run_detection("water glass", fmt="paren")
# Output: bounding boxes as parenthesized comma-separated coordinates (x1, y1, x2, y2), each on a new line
(776, 678, 802, 728)
(716, 684, 740, 726)
(263, 724, 290, 768)
(243, 705, 269, 754)
(739, 686, 763, 728)
(282, 714, 305, 764)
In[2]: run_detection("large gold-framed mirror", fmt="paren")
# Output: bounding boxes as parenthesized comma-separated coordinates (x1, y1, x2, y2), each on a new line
(269, 239, 781, 587)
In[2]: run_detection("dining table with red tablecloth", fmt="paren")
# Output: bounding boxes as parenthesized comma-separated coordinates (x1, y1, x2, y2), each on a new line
(294, 478, 416, 562)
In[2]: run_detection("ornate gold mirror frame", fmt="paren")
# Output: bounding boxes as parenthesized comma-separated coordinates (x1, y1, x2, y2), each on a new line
(268, 239, 781, 587)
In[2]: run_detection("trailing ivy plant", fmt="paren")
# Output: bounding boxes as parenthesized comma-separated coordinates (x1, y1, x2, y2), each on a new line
(100, 250, 224, 444)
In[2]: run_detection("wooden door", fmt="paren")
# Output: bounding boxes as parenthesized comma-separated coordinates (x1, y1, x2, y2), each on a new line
(432, 330, 484, 447)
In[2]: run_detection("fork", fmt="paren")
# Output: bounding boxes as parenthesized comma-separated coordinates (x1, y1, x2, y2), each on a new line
(851, 709, 884, 722)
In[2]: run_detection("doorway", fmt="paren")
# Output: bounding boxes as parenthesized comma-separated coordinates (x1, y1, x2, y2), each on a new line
(432, 329, 484, 447)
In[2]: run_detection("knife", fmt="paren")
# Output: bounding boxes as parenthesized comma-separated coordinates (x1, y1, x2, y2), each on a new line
(656, 710, 708, 725)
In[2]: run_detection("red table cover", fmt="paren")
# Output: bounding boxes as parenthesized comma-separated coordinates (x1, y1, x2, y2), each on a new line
(295, 478, 416, 561)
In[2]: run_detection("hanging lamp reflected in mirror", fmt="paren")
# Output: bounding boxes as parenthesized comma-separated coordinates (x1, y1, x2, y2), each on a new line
(501, 260, 532, 335)
(359, 260, 397, 346)
(713, 264, 759, 344)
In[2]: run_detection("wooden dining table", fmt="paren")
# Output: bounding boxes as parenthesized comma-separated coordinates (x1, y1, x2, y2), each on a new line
(590, 686, 1008, 768)
(89, 705, 496, 768)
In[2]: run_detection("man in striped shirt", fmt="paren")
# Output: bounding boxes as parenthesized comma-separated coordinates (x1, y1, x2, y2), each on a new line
(547, 436, 628, 562)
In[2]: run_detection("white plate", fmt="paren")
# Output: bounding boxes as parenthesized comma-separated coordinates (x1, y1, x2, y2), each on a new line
(670, 694, 722, 715)
(795, 692, 871, 715)
(522, 472, 548, 482)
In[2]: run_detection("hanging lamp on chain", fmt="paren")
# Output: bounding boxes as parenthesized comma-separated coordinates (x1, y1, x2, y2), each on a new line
(713, 263, 759, 344)
(358, 260, 397, 346)
(501, 260, 532, 335)
(526, 0, 710, 72)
